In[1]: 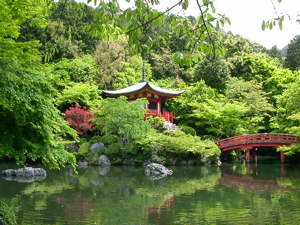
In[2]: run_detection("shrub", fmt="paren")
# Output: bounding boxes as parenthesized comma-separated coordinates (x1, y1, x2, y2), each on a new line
(99, 134, 119, 145)
(73, 142, 90, 160)
(136, 132, 220, 164)
(179, 125, 197, 136)
(163, 130, 186, 137)
(124, 142, 139, 155)
(64, 104, 95, 135)
(78, 142, 90, 154)
(106, 143, 121, 154)
(90, 136, 102, 144)
(147, 116, 166, 132)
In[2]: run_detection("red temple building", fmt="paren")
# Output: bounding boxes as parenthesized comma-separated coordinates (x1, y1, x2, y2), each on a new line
(102, 77, 185, 124)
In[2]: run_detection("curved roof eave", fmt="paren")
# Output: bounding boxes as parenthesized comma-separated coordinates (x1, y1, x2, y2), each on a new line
(102, 81, 185, 96)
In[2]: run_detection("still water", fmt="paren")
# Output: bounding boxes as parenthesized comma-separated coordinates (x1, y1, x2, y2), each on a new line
(1, 162, 300, 225)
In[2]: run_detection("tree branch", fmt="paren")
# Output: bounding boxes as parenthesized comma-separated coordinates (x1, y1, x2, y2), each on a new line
(196, 0, 216, 58)
(125, 0, 183, 35)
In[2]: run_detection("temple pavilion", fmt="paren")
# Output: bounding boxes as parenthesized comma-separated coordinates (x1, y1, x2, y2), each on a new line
(102, 76, 185, 124)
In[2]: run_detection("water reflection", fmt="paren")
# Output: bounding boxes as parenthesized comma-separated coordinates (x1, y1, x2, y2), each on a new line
(219, 163, 292, 192)
(1, 163, 300, 224)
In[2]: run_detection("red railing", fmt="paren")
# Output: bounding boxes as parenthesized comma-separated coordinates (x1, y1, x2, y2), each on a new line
(145, 110, 175, 123)
(216, 133, 299, 151)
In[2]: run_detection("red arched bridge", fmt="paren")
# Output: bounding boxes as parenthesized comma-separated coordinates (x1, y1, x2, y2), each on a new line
(215, 133, 300, 163)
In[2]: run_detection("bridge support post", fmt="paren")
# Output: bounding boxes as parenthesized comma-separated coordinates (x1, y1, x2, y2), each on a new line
(253, 148, 257, 162)
(280, 151, 285, 163)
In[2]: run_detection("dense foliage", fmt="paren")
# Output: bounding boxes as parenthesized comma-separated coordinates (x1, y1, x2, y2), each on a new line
(2, 0, 300, 169)
(3, 1, 300, 224)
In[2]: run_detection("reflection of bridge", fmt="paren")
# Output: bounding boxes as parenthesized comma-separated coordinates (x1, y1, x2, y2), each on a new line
(219, 164, 292, 191)
(215, 133, 300, 163)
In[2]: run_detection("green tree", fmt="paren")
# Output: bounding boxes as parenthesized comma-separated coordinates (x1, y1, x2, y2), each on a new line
(265, 45, 284, 66)
(225, 78, 274, 117)
(0, 0, 50, 65)
(285, 35, 300, 71)
(264, 68, 299, 103)
(86, 0, 230, 64)
(94, 39, 129, 89)
(0, 62, 77, 168)
(114, 55, 153, 89)
(193, 55, 230, 91)
(227, 53, 278, 85)
(48, 0, 99, 54)
(19, 0, 100, 62)
(271, 76, 300, 134)
(45, 55, 99, 91)
(169, 81, 221, 133)
(92, 96, 151, 146)
(0, 0, 78, 169)
(55, 82, 102, 111)
(192, 99, 250, 138)
(223, 33, 260, 59)
(225, 77, 274, 133)
(271, 77, 300, 155)
(150, 48, 183, 80)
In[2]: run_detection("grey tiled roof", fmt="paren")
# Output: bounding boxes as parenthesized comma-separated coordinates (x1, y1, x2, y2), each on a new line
(102, 81, 185, 96)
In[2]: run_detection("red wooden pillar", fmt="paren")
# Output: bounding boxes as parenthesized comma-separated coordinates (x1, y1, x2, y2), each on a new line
(170, 112, 174, 124)
(280, 151, 285, 163)
(156, 101, 160, 116)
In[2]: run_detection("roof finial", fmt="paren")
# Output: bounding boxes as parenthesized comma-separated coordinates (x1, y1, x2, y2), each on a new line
(140, 60, 147, 82)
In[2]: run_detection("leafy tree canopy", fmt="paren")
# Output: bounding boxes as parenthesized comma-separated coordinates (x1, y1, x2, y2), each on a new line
(0, 62, 77, 168)
(56, 82, 102, 111)
(193, 54, 230, 91)
(285, 35, 300, 71)
(86, 0, 231, 63)
(0, 0, 51, 65)
(92, 96, 151, 146)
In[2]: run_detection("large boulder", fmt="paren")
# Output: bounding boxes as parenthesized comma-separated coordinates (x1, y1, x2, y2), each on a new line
(98, 154, 111, 166)
(89, 142, 105, 152)
(144, 163, 173, 180)
(77, 160, 88, 168)
(1, 167, 47, 183)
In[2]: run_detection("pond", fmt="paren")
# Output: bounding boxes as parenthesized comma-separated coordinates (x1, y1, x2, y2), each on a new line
(1, 162, 300, 225)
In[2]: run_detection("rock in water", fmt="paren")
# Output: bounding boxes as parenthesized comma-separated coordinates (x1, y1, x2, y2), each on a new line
(1, 167, 47, 183)
(145, 163, 173, 180)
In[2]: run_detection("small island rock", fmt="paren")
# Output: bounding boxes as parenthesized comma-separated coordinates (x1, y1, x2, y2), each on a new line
(145, 163, 173, 180)
(1, 167, 47, 177)
(1, 167, 47, 182)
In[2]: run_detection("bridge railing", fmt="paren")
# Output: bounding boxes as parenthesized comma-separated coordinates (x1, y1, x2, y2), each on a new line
(216, 133, 298, 149)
